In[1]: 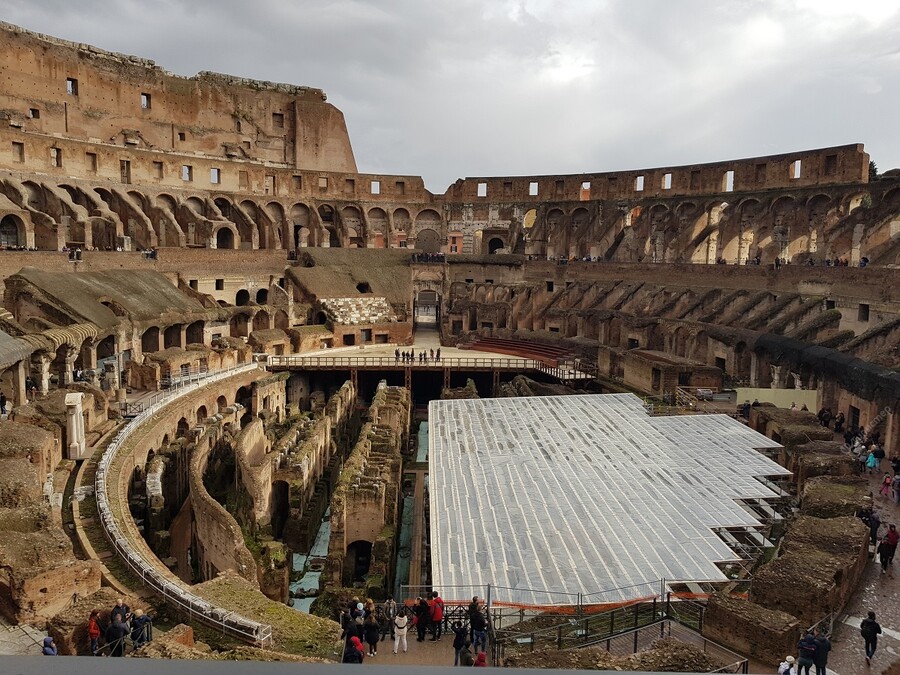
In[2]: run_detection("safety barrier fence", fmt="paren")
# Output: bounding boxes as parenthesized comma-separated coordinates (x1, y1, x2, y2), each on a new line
(94, 362, 273, 646)
(266, 354, 593, 381)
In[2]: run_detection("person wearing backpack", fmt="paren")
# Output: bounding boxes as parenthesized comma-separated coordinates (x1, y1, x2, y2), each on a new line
(860, 610, 883, 666)
(430, 590, 445, 641)
(796, 630, 817, 675)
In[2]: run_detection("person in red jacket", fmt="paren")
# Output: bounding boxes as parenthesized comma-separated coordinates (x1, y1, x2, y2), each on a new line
(429, 590, 444, 641)
(87, 609, 102, 656)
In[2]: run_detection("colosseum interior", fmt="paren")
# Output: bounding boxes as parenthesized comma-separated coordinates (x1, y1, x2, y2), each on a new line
(0, 19, 899, 671)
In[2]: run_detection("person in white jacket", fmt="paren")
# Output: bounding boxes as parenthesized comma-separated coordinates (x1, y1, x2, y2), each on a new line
(778, 655, 796, 675)
(393, 608, 409, 654)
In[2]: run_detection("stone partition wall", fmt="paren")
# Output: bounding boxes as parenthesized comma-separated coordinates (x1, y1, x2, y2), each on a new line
(702, 594, 799, 665)
(326, 382, 409, 597)
(189, 422, 258, 586)
(234, 418, 274, 530)
(276, 380, 358, 551)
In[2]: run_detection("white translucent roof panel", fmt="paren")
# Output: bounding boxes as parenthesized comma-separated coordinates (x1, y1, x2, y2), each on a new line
(429, 393, 788, 605)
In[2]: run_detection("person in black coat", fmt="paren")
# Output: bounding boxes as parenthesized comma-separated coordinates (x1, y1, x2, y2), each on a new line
(812, 628, 831, 675)
(451, 620, 468, 666)
(363, 615, 380, 657)
(105, 617, 129, 657)
(415, 597, 430, 642)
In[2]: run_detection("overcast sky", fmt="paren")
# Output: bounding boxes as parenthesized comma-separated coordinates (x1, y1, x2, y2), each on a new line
(5, 0, 900, 192)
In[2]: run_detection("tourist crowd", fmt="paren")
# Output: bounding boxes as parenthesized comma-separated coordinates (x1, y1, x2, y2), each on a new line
(340, 592, 488, 665)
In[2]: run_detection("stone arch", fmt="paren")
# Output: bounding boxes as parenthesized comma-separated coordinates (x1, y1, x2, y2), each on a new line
(163, 324, 183, 349)
(216, 395, 228, 412)
(545, 207, 566, 256)
(0, 214, 25, 248)
(176, 417, 190, 438)
(235, 289, 250, 306)
(186, 321, 204, 345)
(487, 237, 505, 254)
(367, 207, 388, 248)
(253, 310, 271, 331)
(185, 196, 206, 215)
(230, 314, 249, 337)
(414, 208, 442, 245)
(274, 310, 289, 330)
(256, 288, 268, 305)
(141, 326, 160, 353)
(805, 194, 833, 256)
(318, 205, 339, 247)
(392, 208, 411, 247)
(341, 206, 364, 247)
(290, 203, 312, 248)
(266, 201, 286, 248)
(214, 225, 237, 250)
(417, 228, 441, 253)
(345, 540, 373, 584)
(196, 405, 208, 424)
(157, 193, 177, 211)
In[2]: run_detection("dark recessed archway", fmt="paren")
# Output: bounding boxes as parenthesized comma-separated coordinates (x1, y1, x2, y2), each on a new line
(216, 227, 235, 250)
(235, 289, 250, 306)
(488, 237, 505, 254)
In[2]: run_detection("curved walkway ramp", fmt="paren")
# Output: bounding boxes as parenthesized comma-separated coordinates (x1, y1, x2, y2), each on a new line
(94, 363, 273, 646)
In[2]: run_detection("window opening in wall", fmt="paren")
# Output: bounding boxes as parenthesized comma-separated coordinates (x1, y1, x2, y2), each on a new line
(141, 93, 151, 109)
(858, 303, 870, 322)
(755, 163, 767, 184)
(477, 182, 487, 197)
(555, 179, 565, 195)
(153, 161, 164, 179)
(723, 170, 734, 192)
(272, 112, 284, 128)
(344, 178, 355, 193)
(318, 176, 328, 191)
(239, 171, 249, 189)
(790, 159, 802, 179)
(181, 165, 193, 182)
(634, 175, 645, 191)
(210, 167, 221, 184)
(824, 154, 837, 176)
(503, 181, 512, 196)
(278, 277, 285, 288)
(86, 152, 98, 173)
(265, 174, 276, 195)
(215, 279, 224, 290)
(580, 181, 591, 200)
(825, 299, 835, 310)
(292, 175, 302, 190)
(607, 176, 618, 193)
(627, 338, 640, 349)
(395, 181, 406, 195)
(529, 181, 539, 196)
(370, 180, 381, 194)
(50, 147, 62, 167)
(690, 170, 701, 190)
(465, 278, 474, 283)
(662, 173, 672, 190)
(12, 142, 24, 163)
(189, 279, 198, 290)
(66, 78, 78, 95)
(178, 132, 186, 141)
(120, 160, 131, 184)
(546, 281, 554, 292)
(29, 108, 39, 119)
(242, 140, 251, 150)
(356, 282, 372, 293)
(485, 278, 493, 284)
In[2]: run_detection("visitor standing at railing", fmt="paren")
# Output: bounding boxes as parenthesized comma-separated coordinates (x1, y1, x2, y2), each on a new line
(393, 608, 409, 654)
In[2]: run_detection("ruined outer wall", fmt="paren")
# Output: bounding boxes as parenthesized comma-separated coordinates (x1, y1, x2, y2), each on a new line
(446, 145, 868, 200)
(234, 419, 273, 529)
(0, 22, 356, 173)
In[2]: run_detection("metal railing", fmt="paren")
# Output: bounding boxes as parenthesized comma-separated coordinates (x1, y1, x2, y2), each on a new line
(94, 362, 273, 646)
(266, 354, 593, 381)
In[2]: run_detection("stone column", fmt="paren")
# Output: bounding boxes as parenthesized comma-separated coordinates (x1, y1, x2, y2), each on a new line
(65, 392, 86, 460)
(749, 352, 759, 388)
(31, 352, 51, 395)
(60, 345, 79, 387)
(11, 360, 26, 407)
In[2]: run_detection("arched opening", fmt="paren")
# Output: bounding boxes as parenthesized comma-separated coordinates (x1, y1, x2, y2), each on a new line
(186, 321, 204, 345)
(96, 335, 116, 360)
(196, 405, 208, 424)
(313, 310, 328, 326)
(274, 310, 289, 330)
(235, 386, 253, 426)
(235, 289, 250, 306)
(176, 417, 190, 438)
(163, 324, 183, 349)
(141, 327, 160, 353)
(216, 395, 228, 412)
(345, 540, 373, 585)
(416, 228, 441, 253)
(229, 314, 249, 338)
(272, 480, 290, 540)
(256, 288, 268, 305)
(415, 290, 440, 327)
(253, 310, 270, 332)
(0, 215, 24, 248)
(216, 227, 235, 250)
(488, 237, 505, 254)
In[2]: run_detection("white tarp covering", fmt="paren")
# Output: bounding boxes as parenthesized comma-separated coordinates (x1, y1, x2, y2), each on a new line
(429, 393, 789, 605)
